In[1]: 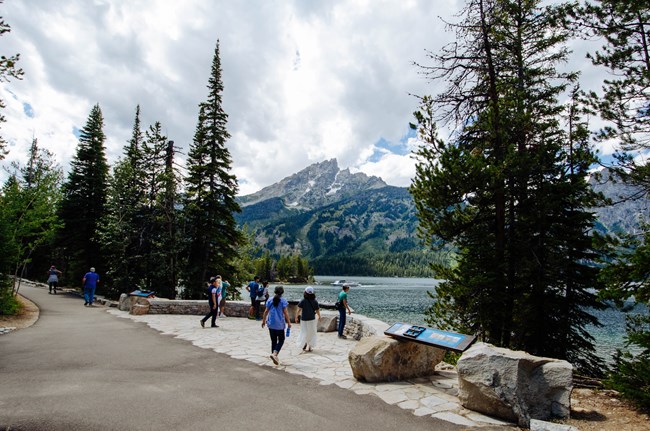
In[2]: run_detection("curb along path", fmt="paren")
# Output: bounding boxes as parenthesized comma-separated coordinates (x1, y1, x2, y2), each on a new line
(107, 309, 513, 429)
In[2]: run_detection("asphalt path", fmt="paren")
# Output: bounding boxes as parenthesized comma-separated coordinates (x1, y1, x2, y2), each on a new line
(0, 285, 474, 431)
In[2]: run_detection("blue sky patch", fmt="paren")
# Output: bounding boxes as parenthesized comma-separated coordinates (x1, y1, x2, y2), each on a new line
(369, 127, 415, 162)
(72, 126, 81, 139)
(22, 102, 34, 118)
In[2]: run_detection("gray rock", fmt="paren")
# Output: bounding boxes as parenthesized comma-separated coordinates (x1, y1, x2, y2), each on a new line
(457, 343, 572, 428)
(118, 293, 130, 311)
(348, 335, 445, 383)
(317, 314, 338, 332)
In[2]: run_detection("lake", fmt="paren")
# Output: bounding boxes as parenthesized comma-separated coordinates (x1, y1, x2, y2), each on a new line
(275, 275, 647, 364)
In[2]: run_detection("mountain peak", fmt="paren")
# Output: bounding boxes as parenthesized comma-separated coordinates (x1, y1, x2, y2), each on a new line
(239, 158, 387, 209)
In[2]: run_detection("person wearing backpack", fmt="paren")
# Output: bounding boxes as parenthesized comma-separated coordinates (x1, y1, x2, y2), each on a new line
(337, 284, 352, 339)
(200, 277, 221, 328)
(246, 276, 261, 320)
(296, 286, 321, 352)
(257, 280, 269, 306)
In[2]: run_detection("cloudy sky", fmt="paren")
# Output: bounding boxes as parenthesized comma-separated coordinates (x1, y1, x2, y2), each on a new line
(0, 0, 616, 195)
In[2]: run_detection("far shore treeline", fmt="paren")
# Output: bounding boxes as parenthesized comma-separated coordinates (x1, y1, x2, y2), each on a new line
(0, 1, 648, 409)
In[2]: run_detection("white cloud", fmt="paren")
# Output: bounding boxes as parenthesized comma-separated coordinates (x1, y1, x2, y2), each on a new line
(0, 0, 621, 194)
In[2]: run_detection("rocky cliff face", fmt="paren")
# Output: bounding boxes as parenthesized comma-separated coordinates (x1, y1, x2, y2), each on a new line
(238, 159, 387, 210)
(589, 168, 649, 235)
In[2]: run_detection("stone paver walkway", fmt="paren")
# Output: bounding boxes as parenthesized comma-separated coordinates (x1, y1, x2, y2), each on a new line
(107, 309, 513, 429)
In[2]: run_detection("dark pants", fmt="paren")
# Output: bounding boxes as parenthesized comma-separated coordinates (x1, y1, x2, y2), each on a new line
(201, 302, 218, 326)
(269, 328, 285, 353)
(253, 298, 261, 319)
(48, 281, 58, 293)
(338, 308, 346, 336)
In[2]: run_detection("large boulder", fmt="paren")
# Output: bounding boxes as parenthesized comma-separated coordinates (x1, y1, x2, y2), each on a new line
(457, 343, 573, 428)
(317, 313, 338, 332)
(348, 335, 445, 383)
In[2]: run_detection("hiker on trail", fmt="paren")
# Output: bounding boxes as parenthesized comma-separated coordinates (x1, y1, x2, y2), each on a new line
(218, 275, 230, 317)
(337, 284, 352, 339)
(246, 275, 261, 320)
(47, 265, 62, 294)
(296, 286, 320, 352)
(200, 277, 221, 328)
(262, 285, 291, 365)
(82, 267, 100, 306)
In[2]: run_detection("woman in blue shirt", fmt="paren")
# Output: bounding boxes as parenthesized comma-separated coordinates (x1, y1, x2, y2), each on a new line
(261, 286, 292, 365)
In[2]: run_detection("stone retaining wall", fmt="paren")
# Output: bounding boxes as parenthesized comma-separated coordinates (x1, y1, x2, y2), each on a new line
(118, 294, 389, 339)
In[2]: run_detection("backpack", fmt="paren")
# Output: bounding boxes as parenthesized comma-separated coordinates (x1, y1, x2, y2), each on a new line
(257, 286, 266, 299)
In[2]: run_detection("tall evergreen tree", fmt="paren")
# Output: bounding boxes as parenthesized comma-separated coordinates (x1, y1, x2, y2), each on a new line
(57, 104, 109, 285)
(140, 122, 180, 298)
(99, 106, 146, 297)
(568, 0, 650, 405)
(181, 41, 243, 298)
(411, 0, 604, 374)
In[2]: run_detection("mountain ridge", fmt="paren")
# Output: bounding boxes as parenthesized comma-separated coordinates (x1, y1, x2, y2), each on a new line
(236, 160, 647, 276)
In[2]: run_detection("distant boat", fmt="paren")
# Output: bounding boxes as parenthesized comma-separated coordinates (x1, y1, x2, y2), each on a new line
(331, 280, 360, 287)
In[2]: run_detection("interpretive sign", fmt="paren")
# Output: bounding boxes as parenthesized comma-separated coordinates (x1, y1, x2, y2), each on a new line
(384, 322, 476, 353)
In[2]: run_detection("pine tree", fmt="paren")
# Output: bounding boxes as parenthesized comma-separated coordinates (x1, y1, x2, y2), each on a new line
(99, 106, 146, 297)
(140, 122, 180, 298)
(568, 0, 650, 405)
(181, 41, 244, 298)
(411, 0, 605, 374)
(57, 104, 109, 285)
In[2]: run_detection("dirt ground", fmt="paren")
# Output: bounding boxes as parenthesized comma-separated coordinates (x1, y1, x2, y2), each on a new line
(0, 293, 40, 330)
(562, 388, 649, 431)
(1, 294, 648, 430)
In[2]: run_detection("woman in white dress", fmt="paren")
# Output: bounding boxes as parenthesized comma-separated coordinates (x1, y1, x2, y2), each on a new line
(296, 286, 321, 352)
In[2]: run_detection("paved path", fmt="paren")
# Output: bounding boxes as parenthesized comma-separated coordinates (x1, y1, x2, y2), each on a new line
(1, 282, 513, 430)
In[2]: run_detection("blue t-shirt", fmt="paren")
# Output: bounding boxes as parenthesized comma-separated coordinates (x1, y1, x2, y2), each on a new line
(221, 281, 230, 299)
(83, 271, 100, 288)
(265, 297, 288, 330)
(248, 281, 259, 298)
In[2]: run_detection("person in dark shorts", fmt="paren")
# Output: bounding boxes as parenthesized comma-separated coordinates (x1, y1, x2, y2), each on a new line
(47, 265, 62, 294)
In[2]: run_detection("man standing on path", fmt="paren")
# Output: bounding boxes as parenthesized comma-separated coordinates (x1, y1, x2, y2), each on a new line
(82, 267, 100, 306)
(246, 275, 261, 320)
(200, 277, 221, 328)
(337, 284, 352, 339)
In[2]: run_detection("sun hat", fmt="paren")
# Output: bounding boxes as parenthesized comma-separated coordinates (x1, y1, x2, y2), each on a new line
(305, 286, 314, 294)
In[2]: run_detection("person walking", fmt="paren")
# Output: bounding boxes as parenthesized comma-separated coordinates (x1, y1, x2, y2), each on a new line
(337, 284, 352, 339)
(257, 279, 269, 304)
(82, 267, 100, 306)
(218, 276, 230, 317)
(261, 286, 291, 365)
(296, 286, 320, 352)
(246, 275, 261, 320)
(47, 265, 62, 294)
(200, 277, 221, 328)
